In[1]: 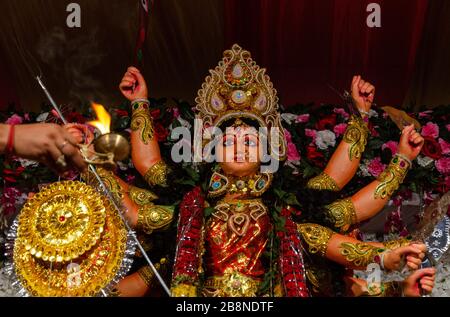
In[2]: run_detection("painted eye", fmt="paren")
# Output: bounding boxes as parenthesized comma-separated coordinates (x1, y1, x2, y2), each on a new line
(223, 137, 234, 146)
(244, 137, 257, 147)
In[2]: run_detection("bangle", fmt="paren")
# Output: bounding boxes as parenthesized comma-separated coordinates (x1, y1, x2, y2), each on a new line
(380, 250, 388, 270)
(5, 124, 15, 157)
(358, 109, 370, 117)
(131, 98, 150, 104)
(395, 153, 412, 168)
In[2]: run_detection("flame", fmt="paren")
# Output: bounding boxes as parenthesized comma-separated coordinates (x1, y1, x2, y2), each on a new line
(88, 103, 111, 134)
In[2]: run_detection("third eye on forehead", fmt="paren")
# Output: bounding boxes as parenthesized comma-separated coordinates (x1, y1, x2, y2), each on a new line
(224, 126, 258, 137)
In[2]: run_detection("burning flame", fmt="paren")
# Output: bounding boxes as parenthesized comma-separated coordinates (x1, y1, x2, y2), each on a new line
(88, 103, 111, 134)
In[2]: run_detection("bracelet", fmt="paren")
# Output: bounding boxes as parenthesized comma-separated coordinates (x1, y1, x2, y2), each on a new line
(395, 153, 412, 168)
(5, 124, 15, 157)
(131, 98, 150, 104)
(374, 154, 410, 199)
(380, 251, 388, 270)
(358, 109, 370, 117)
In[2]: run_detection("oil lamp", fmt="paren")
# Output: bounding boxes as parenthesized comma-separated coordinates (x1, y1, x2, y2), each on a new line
(82, 103, 130, 166)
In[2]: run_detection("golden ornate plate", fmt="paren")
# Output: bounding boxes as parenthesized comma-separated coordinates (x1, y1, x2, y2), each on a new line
(17, 181, 106, 263)
(13, 195, 128, 296)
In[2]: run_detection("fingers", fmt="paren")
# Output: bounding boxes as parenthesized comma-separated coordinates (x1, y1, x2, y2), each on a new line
(402, 124, 415, 133)
(410, 267, 436, 280)
(128, 67, 146, 86)
(406, 255, 422, 270)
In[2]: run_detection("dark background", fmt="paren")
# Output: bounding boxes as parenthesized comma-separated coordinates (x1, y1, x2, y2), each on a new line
(0, 0, 449, 112)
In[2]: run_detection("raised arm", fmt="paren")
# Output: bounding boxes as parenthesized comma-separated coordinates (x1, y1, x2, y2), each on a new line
(119, 66, 169, 187)
(307, 76, 374, 191)
(320, 124, 425, 233)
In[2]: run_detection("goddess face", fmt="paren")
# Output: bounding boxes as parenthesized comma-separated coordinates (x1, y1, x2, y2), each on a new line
(216, 125, 261, 177)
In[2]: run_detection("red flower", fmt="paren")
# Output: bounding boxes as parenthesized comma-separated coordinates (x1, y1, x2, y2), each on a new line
(315, 113, 336, 130)
(150, 108, 161, 119)
(422, 136, 442, 159)
(115, 109, 129, 117)
(306, 145, 325, 167)
(154, 122, 169, 142)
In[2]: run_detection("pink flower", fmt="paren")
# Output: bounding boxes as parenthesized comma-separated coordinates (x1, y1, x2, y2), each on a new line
(421, 122, 439, 139)
(418, 111, 432, 119)
(5, 114, 23, 125)
(295, 114, 310, 123)
(173, 107, 180, 118)
(333, 123, 348, 137)
(24, 113, 31, 121)
(446, 124, 450, 132)
(436, 157, 450, 175)
(305, 129, 317, 142)
(382, 141, 398, 155)
(439, 138, 450, 155)
(367, 157, 386, 177)
(333, 108, 349, 119)
(287, 143, 301, 162)
(284, 129, 301, 162)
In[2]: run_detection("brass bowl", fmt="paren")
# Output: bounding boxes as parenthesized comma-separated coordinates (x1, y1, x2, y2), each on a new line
(93, 133, 130, 162)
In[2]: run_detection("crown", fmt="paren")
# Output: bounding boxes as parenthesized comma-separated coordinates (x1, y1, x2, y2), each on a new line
(195, 44, 286, 160)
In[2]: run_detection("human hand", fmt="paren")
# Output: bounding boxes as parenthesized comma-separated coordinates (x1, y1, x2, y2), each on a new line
(402, 267, 436, 297)
(119, 66, 148, 101)
(64, 123, 95, 145)
(351, 75, 375, 114)
(398, 124, 425, 161)
(383, 243, 426, 271)
(13, 123, 88, 174)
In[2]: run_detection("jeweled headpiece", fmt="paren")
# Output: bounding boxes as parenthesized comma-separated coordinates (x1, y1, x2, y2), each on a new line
(195, 44, 286, 160)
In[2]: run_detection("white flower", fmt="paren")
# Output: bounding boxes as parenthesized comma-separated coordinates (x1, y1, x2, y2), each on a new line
(17, 158, 39, 168)
(36, 112, 49, 122)
(417, 155, 434, 167)
(315, 130, 336, 150)
(369, 109, 378, 118)
(358, 159, 372, 177)
(281, 113, 298, 125)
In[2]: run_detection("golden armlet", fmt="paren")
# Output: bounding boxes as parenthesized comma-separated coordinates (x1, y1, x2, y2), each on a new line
(129, 185, 159, 205)
(81, 167, 123, 202)
(131, 99, 154, 144)
(374, 154, 410, 199)
(137, 203, 174, 235)
(383, 237, 412, 250)
(297, 223, 334, 257)
(325, 198, 357, 233)
(343, 115, 369, 161)
(137, 258, 168, 288)
(144, 160, 170, 187)
(339, 242, 385, 268)
(306, 172, 340, 192)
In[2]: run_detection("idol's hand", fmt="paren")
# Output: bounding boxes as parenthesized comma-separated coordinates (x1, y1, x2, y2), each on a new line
(119, 66, 148, 101)
(383, 243, 426, 271)
(398, 124, 425, 161)
(351, 75, 375, 113)
(402, 268, 436, 297)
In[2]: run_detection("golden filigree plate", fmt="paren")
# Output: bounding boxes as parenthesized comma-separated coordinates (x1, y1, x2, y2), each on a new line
(17, 181, 106, 263)
(13, 195, 128, 296)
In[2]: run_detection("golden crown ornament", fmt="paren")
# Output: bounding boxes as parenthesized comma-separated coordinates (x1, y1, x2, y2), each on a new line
(195, 44, 287, 161)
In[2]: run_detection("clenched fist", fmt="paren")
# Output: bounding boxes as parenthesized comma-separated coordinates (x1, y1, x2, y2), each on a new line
(351, 75, 375, 113)
(119, 66, 148, 102)
(398, 124, 425, 161)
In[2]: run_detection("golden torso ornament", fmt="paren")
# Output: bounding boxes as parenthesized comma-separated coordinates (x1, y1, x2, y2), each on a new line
(203, 199, 271, 297)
